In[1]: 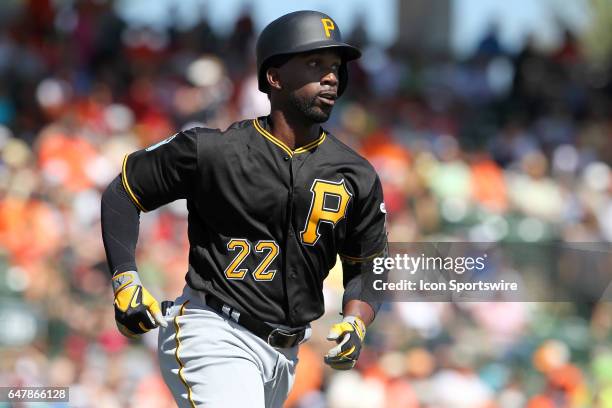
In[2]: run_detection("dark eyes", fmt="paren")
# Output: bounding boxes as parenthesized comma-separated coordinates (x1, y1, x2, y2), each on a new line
(307, 60, 340, 71)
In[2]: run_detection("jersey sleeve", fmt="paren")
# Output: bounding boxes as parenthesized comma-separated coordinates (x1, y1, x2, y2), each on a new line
(339, 174, 388, 315)
(340, 174, 387, 262)
(121, 128, 198, 212)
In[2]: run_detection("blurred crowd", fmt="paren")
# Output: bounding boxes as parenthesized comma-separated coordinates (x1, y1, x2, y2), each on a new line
(0, 0, 611, 407)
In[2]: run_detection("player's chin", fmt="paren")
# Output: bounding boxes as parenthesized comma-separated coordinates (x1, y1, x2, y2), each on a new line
(304, 105, 332, 123)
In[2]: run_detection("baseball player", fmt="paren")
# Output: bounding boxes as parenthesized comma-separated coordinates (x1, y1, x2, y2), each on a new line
(101, 10, 387, 408)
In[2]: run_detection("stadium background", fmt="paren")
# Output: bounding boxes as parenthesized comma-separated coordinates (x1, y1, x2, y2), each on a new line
(0, 0, 611, 406)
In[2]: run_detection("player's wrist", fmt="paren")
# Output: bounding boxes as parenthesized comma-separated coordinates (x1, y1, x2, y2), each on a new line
(111, 270, 142, 294)
(342, 315, 366, 341)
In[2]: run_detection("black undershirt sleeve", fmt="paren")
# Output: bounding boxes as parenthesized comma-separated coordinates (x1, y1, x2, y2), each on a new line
(101, 175, 141, 276)
(342, 255, 386, 316)
(340, 174, 388, 316)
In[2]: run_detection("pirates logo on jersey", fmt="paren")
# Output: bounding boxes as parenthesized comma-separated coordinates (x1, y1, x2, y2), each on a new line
(301, 178, 352, 245)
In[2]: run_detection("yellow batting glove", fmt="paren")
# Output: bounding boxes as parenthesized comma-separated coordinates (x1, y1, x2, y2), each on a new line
(112, 271, 167, 339)
(324, 316, 366, 370)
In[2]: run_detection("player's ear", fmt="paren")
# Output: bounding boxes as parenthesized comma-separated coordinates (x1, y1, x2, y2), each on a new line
(266, 67, 282, 92)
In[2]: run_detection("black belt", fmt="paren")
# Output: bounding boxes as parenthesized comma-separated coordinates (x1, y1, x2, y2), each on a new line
(161, 295, 306, 349)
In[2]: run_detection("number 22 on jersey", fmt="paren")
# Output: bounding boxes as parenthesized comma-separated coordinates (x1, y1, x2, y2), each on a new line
(224, 239, 279, 281)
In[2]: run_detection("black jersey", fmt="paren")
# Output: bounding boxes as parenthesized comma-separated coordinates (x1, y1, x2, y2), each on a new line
(122, 116, 387, 326)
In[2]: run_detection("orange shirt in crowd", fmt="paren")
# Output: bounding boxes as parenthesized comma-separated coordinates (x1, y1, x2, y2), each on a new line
(470, 157, 508, 212)
(0, 196, 62, 264)
(37, 131, 98, 192)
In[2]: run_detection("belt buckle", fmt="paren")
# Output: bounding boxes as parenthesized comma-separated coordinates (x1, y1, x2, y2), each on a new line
(267, 328, 300, 348)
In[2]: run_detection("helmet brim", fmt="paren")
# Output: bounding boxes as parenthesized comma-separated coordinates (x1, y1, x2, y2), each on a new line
(283, 40, 362, 61)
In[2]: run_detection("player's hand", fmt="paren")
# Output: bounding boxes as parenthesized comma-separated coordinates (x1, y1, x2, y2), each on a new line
(324, 316, 366, 370)
(112, 270, 167, 339)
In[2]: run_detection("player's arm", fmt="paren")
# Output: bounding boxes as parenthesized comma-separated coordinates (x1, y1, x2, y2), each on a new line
(325, 174, 387, 370)
(342, 299, 375, 326)
(101, 176, 167, 337)
(100, 129, 198, 337)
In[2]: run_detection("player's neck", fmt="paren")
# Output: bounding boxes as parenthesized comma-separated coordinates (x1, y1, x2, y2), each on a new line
(268, 111, 320, 151)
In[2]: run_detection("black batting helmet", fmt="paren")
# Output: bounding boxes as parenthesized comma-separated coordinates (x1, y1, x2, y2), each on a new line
(256, 10, 361, 96)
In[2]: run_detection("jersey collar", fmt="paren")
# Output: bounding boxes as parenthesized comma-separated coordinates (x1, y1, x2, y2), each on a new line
(252, 117, 326, 157)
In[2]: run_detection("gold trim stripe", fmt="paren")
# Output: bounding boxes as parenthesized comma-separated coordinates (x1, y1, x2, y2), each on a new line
(173, 301, 196, 408)
(252, 119, 326, 157)
(121, 154, 147, 212)
(253, 119, 293, 156)
(339, 249, 385, 263)
(295, 132, 327, 152)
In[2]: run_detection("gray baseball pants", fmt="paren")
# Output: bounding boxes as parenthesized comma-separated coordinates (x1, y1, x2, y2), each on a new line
(158, 286, 299, 408)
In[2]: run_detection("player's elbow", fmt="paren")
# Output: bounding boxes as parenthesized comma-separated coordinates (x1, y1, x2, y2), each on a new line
(101, 175, 141, 222)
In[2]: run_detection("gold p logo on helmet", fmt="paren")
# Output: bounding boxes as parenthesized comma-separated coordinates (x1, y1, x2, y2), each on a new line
(321, 18, 335, 38)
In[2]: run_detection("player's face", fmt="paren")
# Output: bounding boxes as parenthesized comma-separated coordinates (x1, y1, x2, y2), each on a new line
(278, 50, 342, 123)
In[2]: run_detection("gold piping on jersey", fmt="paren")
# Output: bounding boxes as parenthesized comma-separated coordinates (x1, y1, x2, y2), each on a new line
(252, 119, 326, 157)
(121, 154, 148, 212)
(339, 249, 385, 263)
(294, 135, 327, 153)
(173, 301, 196, 408)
